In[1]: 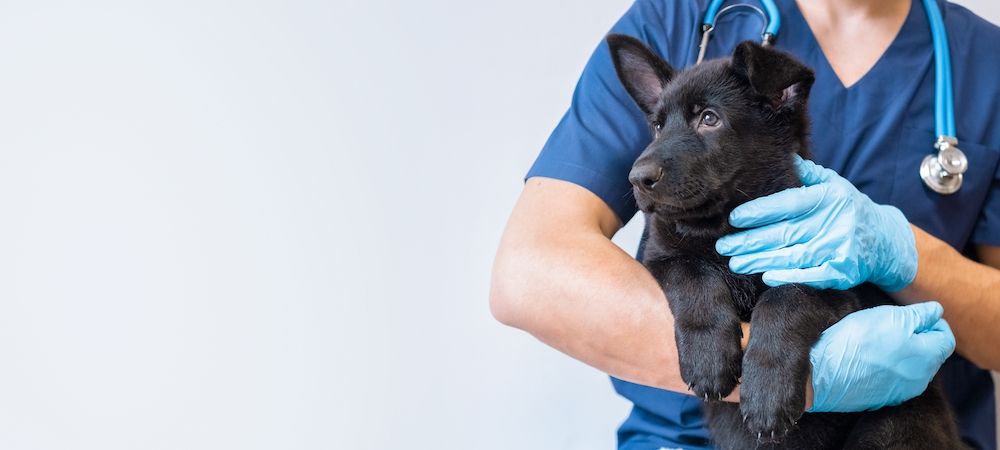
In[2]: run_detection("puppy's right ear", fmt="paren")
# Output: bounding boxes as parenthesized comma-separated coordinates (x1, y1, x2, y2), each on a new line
(731, 41, 814, 110)
(606, 34, 674, 115)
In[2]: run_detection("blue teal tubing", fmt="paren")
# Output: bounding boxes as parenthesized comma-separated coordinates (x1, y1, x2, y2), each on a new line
(702, 0, 781, 37)
(703, 0, 726, 28)
(922, 0, 955, 137)
(760, 0, 780, 37)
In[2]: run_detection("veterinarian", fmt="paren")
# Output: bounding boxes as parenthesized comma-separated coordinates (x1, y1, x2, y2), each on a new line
(490, 0, 1000, 449)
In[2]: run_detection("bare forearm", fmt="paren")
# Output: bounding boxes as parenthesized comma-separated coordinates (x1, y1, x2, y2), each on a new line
(894, 226, 1000, 370)
(490, 178, 694, 392)
(491, 227, 687, 391)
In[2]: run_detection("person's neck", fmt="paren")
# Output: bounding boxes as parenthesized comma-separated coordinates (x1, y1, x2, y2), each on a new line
(796, 0, 910, 23)
(794, 0, 911, 88)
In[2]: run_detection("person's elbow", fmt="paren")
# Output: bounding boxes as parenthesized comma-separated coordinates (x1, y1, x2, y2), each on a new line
(488, 243, 534, 329)
(488, 177, 620, 331)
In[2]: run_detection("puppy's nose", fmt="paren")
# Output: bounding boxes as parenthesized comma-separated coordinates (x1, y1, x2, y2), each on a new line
(629, 164, 664, 191)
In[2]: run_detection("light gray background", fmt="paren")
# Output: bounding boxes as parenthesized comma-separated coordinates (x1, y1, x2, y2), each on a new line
(0, 1, 996, 449)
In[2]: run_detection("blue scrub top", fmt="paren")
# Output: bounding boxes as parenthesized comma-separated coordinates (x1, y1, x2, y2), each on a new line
(525, 0, 1000, 449)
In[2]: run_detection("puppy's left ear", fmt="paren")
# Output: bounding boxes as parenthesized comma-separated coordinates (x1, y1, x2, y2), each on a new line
(731, 41, 814, 109)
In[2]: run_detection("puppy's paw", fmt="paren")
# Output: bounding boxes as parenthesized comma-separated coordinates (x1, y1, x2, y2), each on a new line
(739, 386, 801, 443)
(677, 329, 742, 401)
(739, 347, 807, 443)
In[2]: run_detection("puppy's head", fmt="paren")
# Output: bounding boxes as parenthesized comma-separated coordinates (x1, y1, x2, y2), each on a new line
(607, 35, 814, 223)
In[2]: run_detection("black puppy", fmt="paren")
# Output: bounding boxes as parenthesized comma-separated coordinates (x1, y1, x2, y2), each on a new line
(606, 34, 965, 449)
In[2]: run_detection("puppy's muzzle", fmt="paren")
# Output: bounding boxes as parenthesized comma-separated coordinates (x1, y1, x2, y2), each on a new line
(629, 163, 664, 191)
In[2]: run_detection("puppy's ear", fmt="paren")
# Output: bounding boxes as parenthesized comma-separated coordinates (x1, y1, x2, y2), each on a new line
(607, 34, 675, 115)
(731, 41, 814, 109)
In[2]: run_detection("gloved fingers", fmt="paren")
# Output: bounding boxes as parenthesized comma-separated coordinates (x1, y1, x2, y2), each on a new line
(911, 318, 956, 362)
(898, 301, 945, 332)
(760, 262, 851, 290)
(716, 216, 820, 256)
(728, 243, 823, 274)
(793, 155, 838, 186)
(927, 316, 953, 334)
(728, 184, 827, 228)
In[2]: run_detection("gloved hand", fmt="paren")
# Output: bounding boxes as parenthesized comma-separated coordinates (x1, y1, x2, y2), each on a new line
(808, 301, 956, 412)
(716, 155, 917, 292)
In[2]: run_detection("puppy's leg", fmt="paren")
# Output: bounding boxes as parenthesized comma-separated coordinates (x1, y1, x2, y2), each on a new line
(648, 257, 742, 401)
(740, 284, 858, 443)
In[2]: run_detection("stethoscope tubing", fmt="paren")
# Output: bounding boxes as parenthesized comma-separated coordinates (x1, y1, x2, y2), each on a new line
(703, 0, 781, 37)
(922, 0, 955, 138)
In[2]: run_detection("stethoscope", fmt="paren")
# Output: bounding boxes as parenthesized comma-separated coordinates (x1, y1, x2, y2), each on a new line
(698, 0, 967, 194)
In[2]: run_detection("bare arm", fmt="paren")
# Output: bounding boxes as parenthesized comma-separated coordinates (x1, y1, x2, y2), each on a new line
(894, 227, 1000, 370)
(490, 177, 691, 392)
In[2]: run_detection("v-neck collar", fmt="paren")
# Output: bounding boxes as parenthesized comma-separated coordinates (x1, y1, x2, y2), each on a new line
(782, 0, 926, 92)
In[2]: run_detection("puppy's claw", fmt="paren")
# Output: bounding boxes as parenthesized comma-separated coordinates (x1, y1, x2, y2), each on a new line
(743, 413, 748, 423)
(703, 393, 708, 401)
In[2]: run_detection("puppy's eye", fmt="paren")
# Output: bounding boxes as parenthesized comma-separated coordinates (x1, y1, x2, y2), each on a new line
(700, 110, 720, 127)
(652, 121, 663, 136)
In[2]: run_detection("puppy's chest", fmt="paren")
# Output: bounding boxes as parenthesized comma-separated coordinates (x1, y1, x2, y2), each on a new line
(643, 230, 762, 320)
(715, 263, 761, 320)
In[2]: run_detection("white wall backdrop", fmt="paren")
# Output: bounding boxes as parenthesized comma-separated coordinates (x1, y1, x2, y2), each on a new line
(0, 1, 996, 449)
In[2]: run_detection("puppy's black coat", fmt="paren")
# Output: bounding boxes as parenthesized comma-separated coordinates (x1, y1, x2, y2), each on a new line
(606, 34, 965, 449)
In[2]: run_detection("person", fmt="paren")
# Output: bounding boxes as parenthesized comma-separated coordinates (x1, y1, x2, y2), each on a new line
(489, 0, 1000, 449)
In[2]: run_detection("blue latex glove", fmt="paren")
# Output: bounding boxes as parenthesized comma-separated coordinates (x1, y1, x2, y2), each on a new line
(808, 301, 956, 412)
(716, 156, 917, 292)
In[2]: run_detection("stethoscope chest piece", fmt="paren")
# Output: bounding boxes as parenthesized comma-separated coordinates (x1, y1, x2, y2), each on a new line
(919, 136, 967, 194)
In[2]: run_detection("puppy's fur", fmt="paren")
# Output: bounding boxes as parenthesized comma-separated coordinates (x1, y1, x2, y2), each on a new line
(607, 34, 965, 449)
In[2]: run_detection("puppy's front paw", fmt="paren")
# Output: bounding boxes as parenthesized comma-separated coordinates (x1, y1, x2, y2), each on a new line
(739, 346, 807, 443)
(677, 327, 742, 401)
